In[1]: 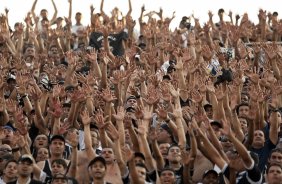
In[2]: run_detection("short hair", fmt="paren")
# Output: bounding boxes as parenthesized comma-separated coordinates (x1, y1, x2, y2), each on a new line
(270, 148, 282, 157)
(167, 144, 179, 154)
(266, 162, 282, 174)
(273, 12, 278, 16)
(51, 159, 68, 169)
(236, 103, 249, 115)
(76, 12, 82, 16)
(40, 9, 48, 13)
(4, 159, 17, 168)
(218, 8, 225, 14)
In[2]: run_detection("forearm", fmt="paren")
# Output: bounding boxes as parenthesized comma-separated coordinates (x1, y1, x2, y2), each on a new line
(101, 63, 107, 89)
(50, 0, 58, 24)
(231, 111, 244, 142)
(82, 126, 96, 162)
(175, 117, 186, 149)
(116, 120, 125, 147)
(229, 133, 252, 167)
(128, 126, 139, 152)
(151, 140, 165, 170)
(139, 134, 155, 172)
(68, 147, 77, 178)
(52, 118, 61, 135)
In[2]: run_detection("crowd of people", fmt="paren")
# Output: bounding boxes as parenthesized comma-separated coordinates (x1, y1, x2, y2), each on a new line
(0, 0, 282, 183)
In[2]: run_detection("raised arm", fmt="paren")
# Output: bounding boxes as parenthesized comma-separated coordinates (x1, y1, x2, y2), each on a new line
(50, 0, 58, 24)
(31, 0, 38, 21)
(126, 0, 132, 18)
(80, 109, 96, 159)
(66, 0, 72, 21)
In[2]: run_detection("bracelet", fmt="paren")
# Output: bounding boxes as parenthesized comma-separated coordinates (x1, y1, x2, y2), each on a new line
(136, 95, 141, 99)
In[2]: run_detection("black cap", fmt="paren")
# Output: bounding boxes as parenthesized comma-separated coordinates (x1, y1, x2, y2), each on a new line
(203, 104, 213, 111)
(203, 169, 218, 178)
(160, 124, 173, 135)
(88, 156, 106, 168)
(134, 152, 145, 161)
(210, 121, 222, 128)
(127, 95, 137, 101)
(18, 154, 34, 164)
(50, 135, 65, 144)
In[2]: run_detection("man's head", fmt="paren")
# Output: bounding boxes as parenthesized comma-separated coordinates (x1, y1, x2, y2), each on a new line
(167, 145, 181, 163)
(36, 147, 49, 162)
(75, 12, 82, 23)
(34, 134, 48, 149)
(23, 44, 35, 58)
(204, 104, 213, 119)
(236, 103, 250, 117)
(17, 155, 34, 177)
(2, 126, 15, 144)
(238, 117, 248, 134)
(135, 163, 147, 182)
(157, 124, 173, 143)
(49, 135, 65, 157)
(266, 162, 282, 184)
(88, 156, 107, 180)
(51, 159, 68, 176)
(3, 159, 17, 180)
(51, 173, 68, 184)
(126, 96, 137, 109)
(134, 152, 145, 165)
(269, 148, 282, 165)
(252, 130, 265, 149)
(101, 148, 115, 164)
(0, 154, 14, 173)
(159, 168, 176, 184)
(158, 143, 171, 158)
(210, 121, 222, 138)
(40, 9, 48, 18)
(202, 169, 219, 184)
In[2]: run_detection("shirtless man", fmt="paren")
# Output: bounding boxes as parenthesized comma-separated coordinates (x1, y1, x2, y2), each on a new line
(37, 135, 69, 178)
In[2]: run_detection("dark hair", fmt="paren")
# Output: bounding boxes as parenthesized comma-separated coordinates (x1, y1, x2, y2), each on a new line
(218, 8, 225, 14)
(167, 144, 179, 154)
(273, 12, 278, 16)
(266, 162, 282, 174)
(4, 159, 17, 168)
(51, 159, 68, 169)
(236, 103, 249, 115)
(40, 9, 48, 13)
(270, 148, 282, 157)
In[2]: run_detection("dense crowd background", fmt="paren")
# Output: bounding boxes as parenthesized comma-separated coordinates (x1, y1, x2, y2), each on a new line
(0, 0, 282, 183)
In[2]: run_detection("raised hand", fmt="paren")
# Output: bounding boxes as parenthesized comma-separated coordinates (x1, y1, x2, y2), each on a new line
(101, 87, 117, 103)
(80, 109, 92, 125)
(93, 109, 108, 129)
(113, 106, 125, 121)
(155, 104, 169, 120)
(106, 123, 119, 140)
(49, 99, 63, 118)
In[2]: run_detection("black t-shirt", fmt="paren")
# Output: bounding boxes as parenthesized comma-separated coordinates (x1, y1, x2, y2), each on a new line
(89, 31, 128, 56)
(223, 163, 262, 184)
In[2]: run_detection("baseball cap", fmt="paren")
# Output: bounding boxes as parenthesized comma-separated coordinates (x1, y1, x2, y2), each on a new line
(18, 154, 34, 164)
(160, 124, 173, 135)
(88, 156, 106, 168)
(50, 135, 65, 144)
(210, 120, 223, 128)
(203, 104, 213, 111)
(3, 125, 16, 132)
(203, 169, 218, 178)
